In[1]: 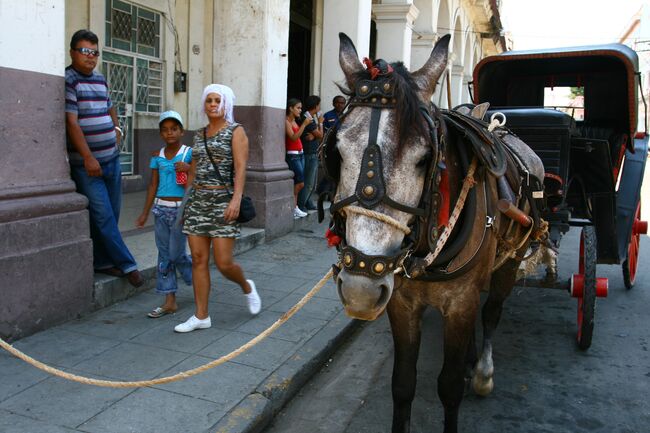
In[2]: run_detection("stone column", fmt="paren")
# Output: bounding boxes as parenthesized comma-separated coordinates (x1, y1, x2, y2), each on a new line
(462, 73, 472, 104)
(450, 63, 465, 107)
(212, 0, 295, 238)
(0, 0, 93, 340)
(320, 0, 373, 112)
(372, 0, 419, 68)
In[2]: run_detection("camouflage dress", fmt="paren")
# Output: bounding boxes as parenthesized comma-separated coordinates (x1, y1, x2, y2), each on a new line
(182, 123, 241, 238)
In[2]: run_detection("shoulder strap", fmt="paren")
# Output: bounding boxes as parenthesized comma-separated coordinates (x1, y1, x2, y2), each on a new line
(180, 145, 190, 161)
(159, 147, 165, 158)
(202, 128, 233, 196)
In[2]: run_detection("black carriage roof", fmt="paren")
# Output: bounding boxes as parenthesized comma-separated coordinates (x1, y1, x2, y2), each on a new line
(473, 43, 641, 136)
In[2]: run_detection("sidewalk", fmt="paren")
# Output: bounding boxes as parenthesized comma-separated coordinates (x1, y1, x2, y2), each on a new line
(0, 192, 357, 433)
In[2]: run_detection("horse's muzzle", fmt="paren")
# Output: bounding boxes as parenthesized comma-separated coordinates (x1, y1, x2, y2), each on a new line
(336, 270, 394, 321)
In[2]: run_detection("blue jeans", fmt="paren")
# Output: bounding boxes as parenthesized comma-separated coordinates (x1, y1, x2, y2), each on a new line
(152, 205, 192, 294)
(70, 157, 137, 273)
(298, 152, 319, 209)
(286, 153, 305, 184)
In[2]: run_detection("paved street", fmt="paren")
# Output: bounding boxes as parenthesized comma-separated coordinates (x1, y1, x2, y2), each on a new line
(264, 229, 650, 433)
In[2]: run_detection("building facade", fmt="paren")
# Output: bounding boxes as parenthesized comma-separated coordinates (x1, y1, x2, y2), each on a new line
(0, 0, 506, 339)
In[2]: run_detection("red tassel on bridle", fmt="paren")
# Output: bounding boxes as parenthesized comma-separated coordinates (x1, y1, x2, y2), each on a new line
(438, 167, 450, 228)
(325, 228, 342, 248)
(363, 57, 394, 80)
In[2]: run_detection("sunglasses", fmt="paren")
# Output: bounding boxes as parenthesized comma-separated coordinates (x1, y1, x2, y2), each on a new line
(75, 47, 100, 57)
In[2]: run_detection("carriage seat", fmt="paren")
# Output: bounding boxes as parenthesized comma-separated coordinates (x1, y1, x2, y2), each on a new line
(579, 125, 628, 173)
(485, 108, 575, 198)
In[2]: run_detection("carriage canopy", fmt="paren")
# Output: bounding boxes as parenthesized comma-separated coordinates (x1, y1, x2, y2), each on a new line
(473, 44, 642, 138)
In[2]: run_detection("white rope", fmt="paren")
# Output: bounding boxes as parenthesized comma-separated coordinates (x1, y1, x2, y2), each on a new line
(0, 269, 332, 388)
(343, 205, 411, 235)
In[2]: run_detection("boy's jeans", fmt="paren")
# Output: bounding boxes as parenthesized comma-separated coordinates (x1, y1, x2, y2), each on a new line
(70, 157, 138, 273)
(152, 205, 192, 294)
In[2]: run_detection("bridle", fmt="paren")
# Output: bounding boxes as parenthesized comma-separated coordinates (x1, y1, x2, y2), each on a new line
(320, 64, 442, 280)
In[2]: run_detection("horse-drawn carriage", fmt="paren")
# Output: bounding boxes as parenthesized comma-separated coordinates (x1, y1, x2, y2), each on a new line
(471, 44, 649, 349)
(320, 34, 648, 432)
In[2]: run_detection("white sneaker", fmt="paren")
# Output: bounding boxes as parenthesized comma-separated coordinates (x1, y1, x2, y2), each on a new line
(174, 315, 211, 333)
(245, 279, 262, 315)
(293, 206, 308, 218)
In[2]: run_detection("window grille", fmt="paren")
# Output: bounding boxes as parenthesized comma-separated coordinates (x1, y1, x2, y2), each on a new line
(104, 0, 163, 174)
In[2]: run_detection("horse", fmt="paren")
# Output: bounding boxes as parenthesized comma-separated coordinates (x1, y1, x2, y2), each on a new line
(320, 33, 546, 433)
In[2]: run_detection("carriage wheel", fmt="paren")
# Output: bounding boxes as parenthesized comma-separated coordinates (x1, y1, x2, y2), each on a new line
(576, 225, 597, 350)
(623, 202, 647, 289)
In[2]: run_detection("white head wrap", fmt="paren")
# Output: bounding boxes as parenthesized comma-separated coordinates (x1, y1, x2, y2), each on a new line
(200, 84, 236, 124)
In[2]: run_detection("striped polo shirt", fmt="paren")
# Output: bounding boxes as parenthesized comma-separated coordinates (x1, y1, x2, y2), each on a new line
(65, 66, 119, 165)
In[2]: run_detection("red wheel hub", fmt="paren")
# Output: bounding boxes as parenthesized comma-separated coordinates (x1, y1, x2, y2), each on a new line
(570, 274, 608, 298)
(633, 219, 648, 235)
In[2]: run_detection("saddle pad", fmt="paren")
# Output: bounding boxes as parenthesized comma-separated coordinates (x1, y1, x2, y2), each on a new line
(441, 110, 508, 177)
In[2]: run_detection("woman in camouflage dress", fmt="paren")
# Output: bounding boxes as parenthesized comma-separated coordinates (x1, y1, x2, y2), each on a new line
(175, 84, 261, 333)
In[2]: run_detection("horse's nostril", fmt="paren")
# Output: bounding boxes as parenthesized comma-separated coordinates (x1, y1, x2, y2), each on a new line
(375, 283, 390, 309)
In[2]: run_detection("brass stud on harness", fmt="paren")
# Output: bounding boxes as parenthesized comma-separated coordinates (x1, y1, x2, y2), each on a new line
(381, 98, 387, 104)
(368, 161, 375, 167)
(344, 253, 353, 266)
(371, 97, 377, 103)
(363, 185, 375, 196)
(367, 170, 375, 179)
(360, 85, 369, 94)
(359, 261, 366, 269)
(373, 262, 385, 274)
(383, 82, 391, 91)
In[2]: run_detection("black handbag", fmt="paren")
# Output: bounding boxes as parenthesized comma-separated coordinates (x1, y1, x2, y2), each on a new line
(202, 128, 256, 223)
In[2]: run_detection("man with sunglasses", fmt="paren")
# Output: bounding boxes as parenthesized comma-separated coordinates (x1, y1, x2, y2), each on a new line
(65, 29, 143, 287)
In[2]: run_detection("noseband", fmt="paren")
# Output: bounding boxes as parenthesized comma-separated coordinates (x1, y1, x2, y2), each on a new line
(325, 68, 441, 279)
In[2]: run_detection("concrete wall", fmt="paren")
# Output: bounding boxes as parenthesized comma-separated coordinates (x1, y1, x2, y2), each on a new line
(0, 0, 93, 341)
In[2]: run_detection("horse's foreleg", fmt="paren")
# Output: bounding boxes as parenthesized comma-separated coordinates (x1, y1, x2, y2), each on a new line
(439, 306, 478, 433)
(387, 296, 425, 433)
(472, 259, 518, 396)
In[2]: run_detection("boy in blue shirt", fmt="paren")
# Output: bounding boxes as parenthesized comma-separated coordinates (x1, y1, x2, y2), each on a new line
(136, 111, 193, 317)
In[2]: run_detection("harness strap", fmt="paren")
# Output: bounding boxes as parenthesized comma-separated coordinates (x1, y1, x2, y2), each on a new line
(401, 157, 478, 278)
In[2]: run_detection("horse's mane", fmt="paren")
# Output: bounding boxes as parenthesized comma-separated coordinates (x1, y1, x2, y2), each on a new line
(338, 61, 428, 153)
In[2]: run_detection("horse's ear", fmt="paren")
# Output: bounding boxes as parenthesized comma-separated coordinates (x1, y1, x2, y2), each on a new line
(339, 32, 364, 89)
(412, 34, 451, 101)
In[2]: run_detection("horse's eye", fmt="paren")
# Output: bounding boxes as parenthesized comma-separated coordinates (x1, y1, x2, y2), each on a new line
(416, 155, 430, 168)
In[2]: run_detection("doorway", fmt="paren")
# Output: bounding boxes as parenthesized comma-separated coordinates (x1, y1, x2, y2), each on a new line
(287, 0, 314, 102)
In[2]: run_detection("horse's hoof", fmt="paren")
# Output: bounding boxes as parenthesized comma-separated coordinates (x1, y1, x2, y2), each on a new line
(472, 375, 494, 396)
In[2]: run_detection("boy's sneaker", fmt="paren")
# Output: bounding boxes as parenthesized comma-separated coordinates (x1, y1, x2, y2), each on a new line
(245, 280, 262, 315)
(174, 315, 211, 333)
(293, 206, 308, 218)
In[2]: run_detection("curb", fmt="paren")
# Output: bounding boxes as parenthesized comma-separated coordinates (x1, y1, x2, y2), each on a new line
(207, 311, 360, 433)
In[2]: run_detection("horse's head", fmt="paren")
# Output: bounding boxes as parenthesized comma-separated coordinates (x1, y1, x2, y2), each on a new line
(329, 33, 450, 320)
